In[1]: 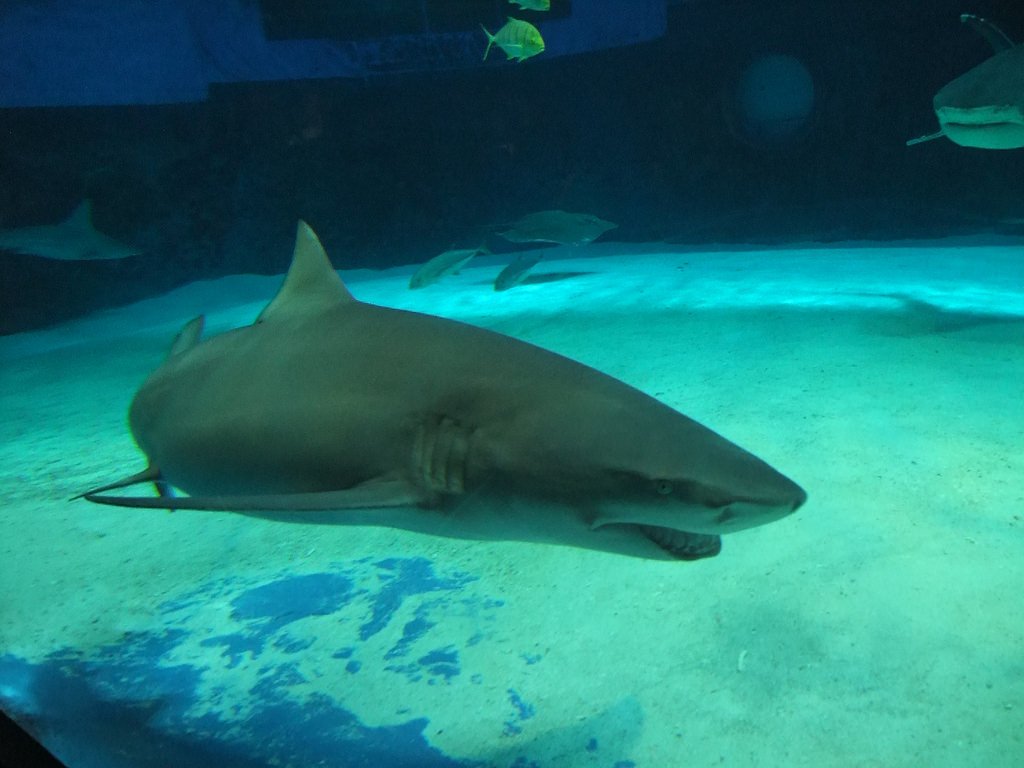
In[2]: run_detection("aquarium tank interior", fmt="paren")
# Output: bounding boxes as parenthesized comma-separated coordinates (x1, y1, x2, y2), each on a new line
(0, 0, 1022, 766)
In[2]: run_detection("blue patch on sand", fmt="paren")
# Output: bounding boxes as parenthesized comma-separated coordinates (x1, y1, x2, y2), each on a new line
(197, 573, 356, 666)
(359, 558, 475, 641)
(503, 688, 536, 736)
(0, 557, 494, 766)
(418, 647, 462, 682)
(231, 573, 356, 631)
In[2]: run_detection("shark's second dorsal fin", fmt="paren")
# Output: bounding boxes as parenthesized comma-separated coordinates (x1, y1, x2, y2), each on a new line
(65, 200, 93, 230)
(168, 315, 205, 359)
(257, 221, 355, 324)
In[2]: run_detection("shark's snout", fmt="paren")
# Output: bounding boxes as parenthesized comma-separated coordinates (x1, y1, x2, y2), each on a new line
(754, 466, 806, 510)
(705, 434, 805, 509)
(689, 454, 807, 535)
(789, 483, 809, 512)
(757, 472, 807, 514)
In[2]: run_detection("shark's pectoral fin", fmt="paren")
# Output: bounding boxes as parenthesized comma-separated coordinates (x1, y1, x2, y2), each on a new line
(906, 130, 945, 147)
(70, 465, 163, 501)
(81, 476, 429, 512)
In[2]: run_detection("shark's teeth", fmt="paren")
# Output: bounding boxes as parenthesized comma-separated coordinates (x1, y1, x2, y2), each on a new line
(640, 525, 722, 560)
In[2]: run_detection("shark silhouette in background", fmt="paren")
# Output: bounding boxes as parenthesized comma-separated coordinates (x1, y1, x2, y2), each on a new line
(907, 14, 1024, 150)
(0, 200, 141, 260)
(79, 222, 806, 561)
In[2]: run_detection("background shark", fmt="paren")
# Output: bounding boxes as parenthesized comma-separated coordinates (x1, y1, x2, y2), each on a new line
(0, 200, 140, 260)
(907, 15, 1024, 150)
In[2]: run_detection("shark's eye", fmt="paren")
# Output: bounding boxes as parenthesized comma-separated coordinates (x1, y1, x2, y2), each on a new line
(654, 480, 673, 496)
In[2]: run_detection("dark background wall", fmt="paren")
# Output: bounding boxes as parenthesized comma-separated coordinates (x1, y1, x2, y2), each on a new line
(1, 0, 1022, 334)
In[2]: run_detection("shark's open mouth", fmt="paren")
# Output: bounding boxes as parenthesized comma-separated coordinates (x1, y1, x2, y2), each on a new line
(639, 525, 722, 560)
(940, 119, 1024, 149)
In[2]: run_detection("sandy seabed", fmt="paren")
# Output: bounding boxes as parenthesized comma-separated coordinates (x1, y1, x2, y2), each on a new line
(1, 239, 1022, 767)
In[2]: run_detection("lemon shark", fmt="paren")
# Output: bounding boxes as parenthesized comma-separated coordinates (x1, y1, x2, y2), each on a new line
(0, 200, 140, 261)
(79, 222, 806, 560)
(907, 15, 1024, 150)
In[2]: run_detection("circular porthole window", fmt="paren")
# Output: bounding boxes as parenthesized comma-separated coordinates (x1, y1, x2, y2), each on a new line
(724, 53, 818, 148)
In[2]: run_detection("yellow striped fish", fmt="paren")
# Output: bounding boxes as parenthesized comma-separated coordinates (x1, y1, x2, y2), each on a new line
(481, 18, 545, 62)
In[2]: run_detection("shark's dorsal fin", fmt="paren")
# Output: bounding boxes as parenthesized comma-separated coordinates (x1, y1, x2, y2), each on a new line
(168, 315, 205, 359)
(64, 200, 94, 230)
(257, 221, 354, 324)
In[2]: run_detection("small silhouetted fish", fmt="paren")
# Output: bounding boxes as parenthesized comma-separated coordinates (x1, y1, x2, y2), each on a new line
(509, 0, 550, 11)
(409, 247, 485, 289)
(482, 18, 545, 62)
(499, 210, 617, 246)
(494, 253, 544, 291)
